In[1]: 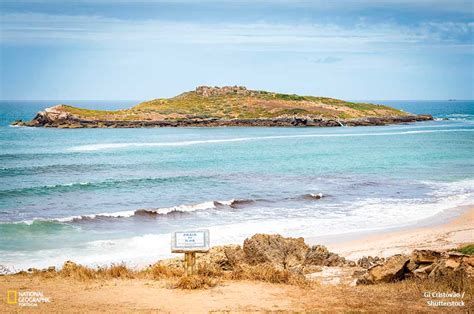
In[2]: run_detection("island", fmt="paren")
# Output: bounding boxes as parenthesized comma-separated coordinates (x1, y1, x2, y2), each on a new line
(12, 86, 432, 128)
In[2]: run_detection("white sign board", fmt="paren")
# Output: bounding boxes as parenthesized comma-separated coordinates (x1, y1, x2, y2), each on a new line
(171, 230, 210, 253)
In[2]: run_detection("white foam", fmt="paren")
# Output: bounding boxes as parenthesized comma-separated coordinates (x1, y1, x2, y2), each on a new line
(54, 210, 136, 222)
(3, 180, 473, 271)
(13, 199, 238, 224)
(141, 200, 217, 215)
(69, 128, 474, 152)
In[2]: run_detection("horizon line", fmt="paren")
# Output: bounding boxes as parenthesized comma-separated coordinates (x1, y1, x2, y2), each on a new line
(1, 99, 473, 102)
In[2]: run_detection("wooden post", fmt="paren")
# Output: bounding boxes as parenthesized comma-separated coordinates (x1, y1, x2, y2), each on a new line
(184, 252, 196, 276)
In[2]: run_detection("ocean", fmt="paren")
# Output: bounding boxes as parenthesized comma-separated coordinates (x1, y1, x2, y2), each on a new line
(0, 100, 473, 271)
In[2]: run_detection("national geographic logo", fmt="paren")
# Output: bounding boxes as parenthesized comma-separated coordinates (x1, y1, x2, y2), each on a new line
(5, 290, 51, 307)
(7, 290, 18, 304)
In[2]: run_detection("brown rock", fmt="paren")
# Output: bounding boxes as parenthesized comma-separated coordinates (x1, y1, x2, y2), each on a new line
(428, 252, 474, 279)
(363, 254, 409, 283)
(406, 259, 418, 272)
(411, 250, 441, 264)
(223, 245, 246, 268)
(462, 255, 474, 267)
(305, 245, 347, 267)
(444, 258, 461, 269)
(357, 256, 385, 269)
(243, 234, 309, 269)
(413, 264, 435, 279)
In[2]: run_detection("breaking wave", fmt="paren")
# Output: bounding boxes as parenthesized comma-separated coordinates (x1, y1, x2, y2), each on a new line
(2, 199, 254, 225)
(302, 193, 324, 200)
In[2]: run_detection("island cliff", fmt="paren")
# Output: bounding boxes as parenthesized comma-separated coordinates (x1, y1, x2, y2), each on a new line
(12, 86, 432, 128)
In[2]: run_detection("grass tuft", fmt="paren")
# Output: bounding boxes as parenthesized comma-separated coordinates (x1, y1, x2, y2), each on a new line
(171, 275, 219, 289)
(228, 264, 309, 287)
(455, 244, 474, 255)
(146, 263, 184, 279)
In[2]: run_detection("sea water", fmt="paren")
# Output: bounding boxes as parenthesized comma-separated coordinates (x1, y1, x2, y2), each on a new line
(0, 100, 473, 270)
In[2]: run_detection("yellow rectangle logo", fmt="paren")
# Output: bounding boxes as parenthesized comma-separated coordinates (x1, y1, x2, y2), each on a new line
(7, 290, 17, 304)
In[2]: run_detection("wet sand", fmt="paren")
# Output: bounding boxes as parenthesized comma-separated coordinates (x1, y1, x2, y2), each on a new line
(324, 206, 473, 260)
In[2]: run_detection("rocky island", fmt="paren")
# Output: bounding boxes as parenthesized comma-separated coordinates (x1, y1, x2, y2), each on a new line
(12, 86, 432, 128)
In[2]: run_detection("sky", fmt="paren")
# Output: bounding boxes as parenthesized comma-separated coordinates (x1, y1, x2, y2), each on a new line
(0, 0, 473, 100)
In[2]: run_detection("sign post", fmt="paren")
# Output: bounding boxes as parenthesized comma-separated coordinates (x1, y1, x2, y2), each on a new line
(171, 230, 210, 276)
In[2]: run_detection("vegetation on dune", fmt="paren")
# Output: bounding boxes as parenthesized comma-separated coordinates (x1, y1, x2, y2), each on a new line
(10, 260, 307, 290)
(6, 257, 472, 295)
(455, 244, 474, 255)
(55, 86, 407, 121)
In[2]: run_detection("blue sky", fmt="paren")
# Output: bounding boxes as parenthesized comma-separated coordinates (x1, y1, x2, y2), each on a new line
(0, 0, 473, 100)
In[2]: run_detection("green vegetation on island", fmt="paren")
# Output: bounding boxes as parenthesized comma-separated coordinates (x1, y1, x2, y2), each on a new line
(13, 86, 432, 128)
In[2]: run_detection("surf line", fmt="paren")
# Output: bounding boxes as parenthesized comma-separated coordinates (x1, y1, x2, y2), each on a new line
(69, 128, 474, 152)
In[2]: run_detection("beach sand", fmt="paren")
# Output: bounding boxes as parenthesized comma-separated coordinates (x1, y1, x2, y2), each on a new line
(326, 206, 473, 260)
(1, 206, 472, 312)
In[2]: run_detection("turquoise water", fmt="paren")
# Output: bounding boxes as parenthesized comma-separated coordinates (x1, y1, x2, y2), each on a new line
(0, 100, 473, 270)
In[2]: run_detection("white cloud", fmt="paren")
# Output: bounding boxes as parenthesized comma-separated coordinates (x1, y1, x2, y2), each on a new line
(1, 12, 472, 52)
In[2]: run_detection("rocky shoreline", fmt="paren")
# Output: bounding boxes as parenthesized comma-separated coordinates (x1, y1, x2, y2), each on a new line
(12, 109, 433, 128)
(8, 234, 472, 287)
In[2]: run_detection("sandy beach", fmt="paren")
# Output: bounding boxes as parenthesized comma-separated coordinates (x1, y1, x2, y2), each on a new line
(1, 206, 472, 312)
(326, 205, 474, 260)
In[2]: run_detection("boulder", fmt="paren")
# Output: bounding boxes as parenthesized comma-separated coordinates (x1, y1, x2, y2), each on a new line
(361, 254, 409, 283)
(413, 264, 435, 279)
(411, 250, 441, 264)
(462, 255, 474, 267)
(305, 245, 347, 267)
(406, 259, 418, 272)
(223, 245, 246, 268)
(200, 245, 243, 270)
(357, 256, 385, 269)
(428, 252, 474, 279)
(243, 234, 309, 269)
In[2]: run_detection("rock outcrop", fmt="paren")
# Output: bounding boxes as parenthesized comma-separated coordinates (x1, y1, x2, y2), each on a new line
(360, 254, 410, 283)
(357, 256, 385, 269)
(305, 245, 349, 267)
(357, 249, 474, 284)
(243, 234, 309, 269)
(12, 114, 433, 129)
(195, 85, 251, 97)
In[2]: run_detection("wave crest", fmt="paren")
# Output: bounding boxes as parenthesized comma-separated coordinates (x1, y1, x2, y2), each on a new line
(4, 199, 254, 225)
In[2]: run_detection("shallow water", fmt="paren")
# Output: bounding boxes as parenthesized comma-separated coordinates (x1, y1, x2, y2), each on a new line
(0, 100, 473, 270)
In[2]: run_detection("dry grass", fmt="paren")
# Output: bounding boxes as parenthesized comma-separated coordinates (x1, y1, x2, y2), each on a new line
(145, 263, 184, 279)
(171, 275, 220, 289)
(9, 260, 310, 289)
(58, 262, 137, 281)
(412, 270, 473, 294)
(7, 258, 471, 297)
(226, 264, 309, 287)
(197, 262, 225, 278)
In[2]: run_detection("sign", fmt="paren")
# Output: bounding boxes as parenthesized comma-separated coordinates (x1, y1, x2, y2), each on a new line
(171, 230, 210, 253)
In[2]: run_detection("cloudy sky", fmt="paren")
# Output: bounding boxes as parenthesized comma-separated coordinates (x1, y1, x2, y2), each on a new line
(0, 0, 473, 100)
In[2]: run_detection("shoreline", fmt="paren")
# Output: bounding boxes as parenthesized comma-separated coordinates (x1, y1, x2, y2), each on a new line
(306, 203, 472, 245)
(2, 204, 472, 273)
(12, 114, 432, 128)
(323, 205, 473, 260)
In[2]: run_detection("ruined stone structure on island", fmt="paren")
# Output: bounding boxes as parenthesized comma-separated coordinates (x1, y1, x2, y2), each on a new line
(195, 86, 251, 97)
